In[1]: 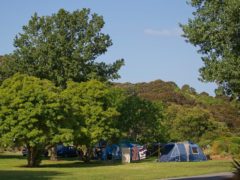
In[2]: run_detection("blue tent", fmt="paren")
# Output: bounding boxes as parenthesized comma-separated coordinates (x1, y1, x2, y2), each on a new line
(160, 142, 207, 162)
(96, 141, 147, 161)
(103, 144, 121, 160)
(94, 144, 121, 160)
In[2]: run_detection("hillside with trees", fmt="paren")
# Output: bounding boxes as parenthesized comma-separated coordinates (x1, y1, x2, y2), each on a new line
(115, 80, 240, 134)
(115, 80, 240, 158)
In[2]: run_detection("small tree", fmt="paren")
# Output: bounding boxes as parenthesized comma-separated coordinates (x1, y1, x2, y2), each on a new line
(0, 74, 73, 167)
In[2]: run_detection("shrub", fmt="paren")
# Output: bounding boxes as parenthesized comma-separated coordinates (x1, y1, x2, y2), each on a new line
(210, 137, 240, 158)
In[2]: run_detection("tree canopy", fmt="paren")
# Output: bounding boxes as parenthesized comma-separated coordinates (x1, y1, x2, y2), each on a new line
(0, 74, 73, 166)
(116, 80, 240, 133)
(181, 0, 240, 99)
(61, 80, 121, 161)
(0, 74, 123, 166)
(117, 95, 165, 144)
(2, 8, 124, 87)
(164, 105, 228, 143)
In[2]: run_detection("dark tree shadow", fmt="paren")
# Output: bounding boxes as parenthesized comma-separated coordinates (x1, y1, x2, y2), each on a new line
(0, 153, 123, 168)
(0, 154, 49, 161)
(0, 170, 63, 180)
(0, 154, 26, 160)
(40, 160, 122, 168)
(0, 153, 153, 169)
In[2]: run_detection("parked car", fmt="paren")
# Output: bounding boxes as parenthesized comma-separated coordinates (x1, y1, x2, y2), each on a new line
(56, 145, 78, 157)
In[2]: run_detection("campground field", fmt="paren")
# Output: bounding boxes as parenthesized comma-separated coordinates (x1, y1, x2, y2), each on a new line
(0, 152, 233, 180)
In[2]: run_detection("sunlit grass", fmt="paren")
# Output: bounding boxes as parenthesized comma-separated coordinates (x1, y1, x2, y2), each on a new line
(0, 152, 233, 180)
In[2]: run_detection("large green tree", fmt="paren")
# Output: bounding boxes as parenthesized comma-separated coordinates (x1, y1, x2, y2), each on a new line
(2, 8, 124, 87)
(181, 0, 240, 99)
(0, 74, 73, 167)
(61, 80, 120, 161)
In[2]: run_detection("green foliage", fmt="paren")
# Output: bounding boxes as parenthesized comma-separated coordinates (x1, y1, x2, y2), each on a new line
(61, 80, 120, 147)
(0, 74, 124, 165)
(116, 80, 239, 158)
(115, 80, 195, 105)
(181, 84, 197, 95)
(181, 0, 240, 98)
(116, 80, 240, 133)
(2, 9, 124, 87)
(117, 95, 165, 144)
(0, 55, 18, 83)
(0, 74, 73, 166)
(211, 137, 240, 158)
(164, 105, 228, 143)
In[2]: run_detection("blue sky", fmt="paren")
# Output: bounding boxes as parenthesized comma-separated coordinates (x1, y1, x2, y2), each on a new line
(0, 0, 217, 95)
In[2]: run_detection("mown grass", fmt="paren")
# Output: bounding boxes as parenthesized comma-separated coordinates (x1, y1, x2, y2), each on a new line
(0, 152, 233, 180)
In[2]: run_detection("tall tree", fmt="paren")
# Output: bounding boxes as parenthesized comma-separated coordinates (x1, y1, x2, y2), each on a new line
(0, 74, 73, 167)
(181, 0, 240, 99)
(2, 8, 124, 87)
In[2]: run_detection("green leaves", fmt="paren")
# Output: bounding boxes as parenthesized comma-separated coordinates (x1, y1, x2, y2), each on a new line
(62, 80, 120, 147)
(0, 9, 124, 88)
(0, 74, 73, 149)
(0, 74, 122, 165)
(164, 104, 229, 143)
(181, 0, 240, 99)
(117, 95, 165, 144)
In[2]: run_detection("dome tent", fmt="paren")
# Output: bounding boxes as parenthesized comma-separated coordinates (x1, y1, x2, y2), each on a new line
(159, 141, 207, 162)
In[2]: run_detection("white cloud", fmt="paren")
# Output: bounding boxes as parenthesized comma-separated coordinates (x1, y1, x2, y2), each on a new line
(144, 28, 183, 37)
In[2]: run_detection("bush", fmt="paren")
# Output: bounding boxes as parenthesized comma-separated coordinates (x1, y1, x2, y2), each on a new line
(210, 137, 240, 158)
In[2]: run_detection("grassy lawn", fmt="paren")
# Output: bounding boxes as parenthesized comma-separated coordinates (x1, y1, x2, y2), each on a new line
(0, 152, 233, 180)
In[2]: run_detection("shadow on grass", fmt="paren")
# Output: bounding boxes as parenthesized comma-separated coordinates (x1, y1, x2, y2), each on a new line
(0, 153, 155, 169)
(0, 154, 26, 160)
(0, 170, 63, 180)
(40, 157, 158, 168)
(40, 160, 123, 168)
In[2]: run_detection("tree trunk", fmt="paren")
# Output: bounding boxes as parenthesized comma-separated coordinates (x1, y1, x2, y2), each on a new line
(83, 147, 92, 163)
(27, 146, 41, 167)
(50, 146, 58, 161)
(77, 148, 84, 160)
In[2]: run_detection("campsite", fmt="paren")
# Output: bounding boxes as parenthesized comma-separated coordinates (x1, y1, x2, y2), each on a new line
(0, 140, 236, 179)
(0, 0, 240, 179)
